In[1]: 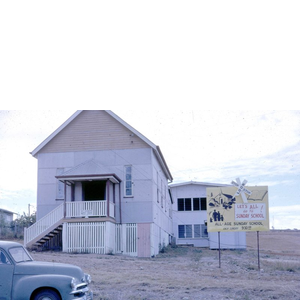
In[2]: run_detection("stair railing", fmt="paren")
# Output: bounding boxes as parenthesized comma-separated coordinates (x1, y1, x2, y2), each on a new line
(24, 203, 64, 246)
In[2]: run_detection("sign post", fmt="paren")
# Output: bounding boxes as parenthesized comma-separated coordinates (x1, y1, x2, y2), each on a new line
(207, 178, 269, 270)
(218, 232, 221, 268)
(257, 231, 260, 271)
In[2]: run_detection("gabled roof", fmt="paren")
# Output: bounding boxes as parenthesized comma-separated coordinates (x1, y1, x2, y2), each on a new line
(56, 159, 121, 183)
(59, 159, 107, 177)
(169, 180, 230, 188)
(0, 208, 16, 215)
(31, 110, 173, 181)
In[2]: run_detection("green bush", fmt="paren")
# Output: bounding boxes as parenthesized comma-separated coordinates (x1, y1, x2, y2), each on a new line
(0, 212, 36, 240)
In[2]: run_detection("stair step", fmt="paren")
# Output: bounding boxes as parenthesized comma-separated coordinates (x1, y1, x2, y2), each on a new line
(26, 221, 63, 251)
(40, 237, 51, 242)
(34, 242, 43, 246)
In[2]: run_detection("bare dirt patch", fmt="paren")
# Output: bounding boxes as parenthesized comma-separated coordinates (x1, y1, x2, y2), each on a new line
(247, 230, 300, 256)
(30, 230, 300, 300)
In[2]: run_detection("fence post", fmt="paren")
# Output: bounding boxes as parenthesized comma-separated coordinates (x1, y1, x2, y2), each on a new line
(62, 223, 67, 252)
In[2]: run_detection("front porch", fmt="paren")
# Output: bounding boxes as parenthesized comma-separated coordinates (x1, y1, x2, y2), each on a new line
(24, 200, 115, 250)
(52, 159, 122, 219)
(65, 200, 115, 219)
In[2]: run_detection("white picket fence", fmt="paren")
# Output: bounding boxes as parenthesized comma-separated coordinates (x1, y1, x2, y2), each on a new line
(126, 223, 137, 254)
(115, 223, 137, 256)
(63, 222, 106, 254)
(63, 222, 137, 255)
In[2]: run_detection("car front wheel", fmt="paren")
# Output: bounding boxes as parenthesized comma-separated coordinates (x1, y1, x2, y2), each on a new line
(33, 289, 61, 300)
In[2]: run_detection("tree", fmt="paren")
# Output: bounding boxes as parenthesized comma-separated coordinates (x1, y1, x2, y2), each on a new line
(9, 212, 36, 239)
(13, 212, 36, 228)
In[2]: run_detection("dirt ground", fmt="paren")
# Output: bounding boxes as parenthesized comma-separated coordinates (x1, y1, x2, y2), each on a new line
(30, 230, 300, 300)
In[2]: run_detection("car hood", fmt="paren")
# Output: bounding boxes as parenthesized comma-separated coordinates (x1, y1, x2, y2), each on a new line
(14, 261, 85, 279)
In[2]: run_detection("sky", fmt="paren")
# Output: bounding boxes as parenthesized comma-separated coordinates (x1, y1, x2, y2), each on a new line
(0, 109, 300, 230)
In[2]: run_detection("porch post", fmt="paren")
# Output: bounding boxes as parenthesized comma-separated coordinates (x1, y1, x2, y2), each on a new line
(71, 183, 75, 202)
(62, 222, 67, 252)
(106, 180, 110, 217)
(113, 183, 116, 218)
(64, 182, 67, 218)
(113, 183, 116, 204)
(119, 184, 122, 224)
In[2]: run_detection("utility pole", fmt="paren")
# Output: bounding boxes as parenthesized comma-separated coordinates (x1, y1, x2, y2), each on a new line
(28, 204, 34, 216)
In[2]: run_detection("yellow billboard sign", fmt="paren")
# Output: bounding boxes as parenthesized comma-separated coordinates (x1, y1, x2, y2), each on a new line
(207, 183, 269, 232)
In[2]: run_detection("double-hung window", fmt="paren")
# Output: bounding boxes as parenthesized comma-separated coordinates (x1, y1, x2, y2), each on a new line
(178, 224, 208, 238)
(201, 198, 207, 210)
(125, 166, 133, 197)
(178, 198, 192, 211)
(177, 197, 207, 211)
(178, 225, 193, 238)
(194, 224, 201, 238)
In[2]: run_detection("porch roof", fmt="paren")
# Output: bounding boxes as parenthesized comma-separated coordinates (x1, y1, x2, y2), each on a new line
(56, 159, 121, 184)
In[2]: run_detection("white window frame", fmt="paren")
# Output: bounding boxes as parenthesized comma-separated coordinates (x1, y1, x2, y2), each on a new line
(124, 165, 133, 197)
(177, 197, 207, 211)
(178, 224, 208, 239)
(178, 224, 192, 238)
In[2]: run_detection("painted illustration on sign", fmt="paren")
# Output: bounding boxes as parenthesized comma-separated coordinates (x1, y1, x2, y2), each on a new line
(207, 179, 269, 232)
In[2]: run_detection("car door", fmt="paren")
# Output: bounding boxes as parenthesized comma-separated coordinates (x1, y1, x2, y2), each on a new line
(0, 249, 14, 300)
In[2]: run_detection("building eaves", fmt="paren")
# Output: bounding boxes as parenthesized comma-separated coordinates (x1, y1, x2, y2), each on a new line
(169, 181, 231, 188)
(30, 110, 82, 157)
(0, 208, 16, 215)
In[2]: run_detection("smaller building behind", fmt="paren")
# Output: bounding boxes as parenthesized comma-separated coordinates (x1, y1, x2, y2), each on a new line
(170, 181, 246, 249)
(0, 208, 15, 223)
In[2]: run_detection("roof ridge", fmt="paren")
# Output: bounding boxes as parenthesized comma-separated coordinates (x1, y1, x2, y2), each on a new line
(59, 159, 104, 177)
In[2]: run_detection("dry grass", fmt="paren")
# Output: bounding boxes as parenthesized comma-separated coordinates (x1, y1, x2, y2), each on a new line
(30, 230, 300, 300)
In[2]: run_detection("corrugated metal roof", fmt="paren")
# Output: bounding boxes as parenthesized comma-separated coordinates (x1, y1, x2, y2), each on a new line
(56, 159, 121, 183)
(169, 180, 231, 188)
(60, 159, 107, 177)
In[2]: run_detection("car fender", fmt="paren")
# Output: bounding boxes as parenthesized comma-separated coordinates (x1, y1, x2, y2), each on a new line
(12, 274, 73, 300)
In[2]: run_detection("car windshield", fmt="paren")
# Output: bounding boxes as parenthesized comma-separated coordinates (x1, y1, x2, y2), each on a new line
(9, 246, 33, 263)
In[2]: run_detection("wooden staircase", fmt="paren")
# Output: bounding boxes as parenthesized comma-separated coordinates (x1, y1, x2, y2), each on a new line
(24, 203, 64, 250)
(31, 224, 63, 251)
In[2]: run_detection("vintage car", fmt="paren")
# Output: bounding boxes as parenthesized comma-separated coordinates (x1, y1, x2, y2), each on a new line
(0, 241, 93, 300)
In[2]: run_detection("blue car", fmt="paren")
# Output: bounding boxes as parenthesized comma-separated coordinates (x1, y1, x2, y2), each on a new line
(0, 241, 93, 300)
